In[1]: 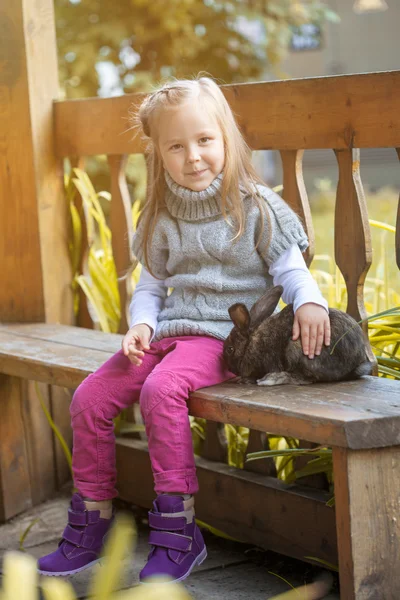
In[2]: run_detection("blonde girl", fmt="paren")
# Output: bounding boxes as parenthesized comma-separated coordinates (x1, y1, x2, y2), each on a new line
(38, 76, 329, 583)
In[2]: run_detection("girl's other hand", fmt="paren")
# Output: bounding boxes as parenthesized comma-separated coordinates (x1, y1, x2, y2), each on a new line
(122, 324, 152, 366)
(292, 303, 331, 359)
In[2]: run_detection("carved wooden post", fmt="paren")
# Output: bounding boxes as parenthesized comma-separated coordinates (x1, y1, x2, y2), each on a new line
(280, 149, 315, 266)
(0, 0, 73, 520)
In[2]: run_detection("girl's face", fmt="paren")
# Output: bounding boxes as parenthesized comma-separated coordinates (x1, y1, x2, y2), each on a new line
(157, 99, 225, 191)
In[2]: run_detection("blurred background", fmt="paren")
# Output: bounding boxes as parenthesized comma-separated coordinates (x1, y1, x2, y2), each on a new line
(58, 0, 400, 324)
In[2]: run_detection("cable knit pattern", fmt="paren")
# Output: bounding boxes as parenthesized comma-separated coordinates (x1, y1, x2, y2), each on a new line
(132, 173, 308, 341)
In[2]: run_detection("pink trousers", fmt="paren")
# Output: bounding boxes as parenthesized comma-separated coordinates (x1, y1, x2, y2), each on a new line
(70, 336, 234, 500)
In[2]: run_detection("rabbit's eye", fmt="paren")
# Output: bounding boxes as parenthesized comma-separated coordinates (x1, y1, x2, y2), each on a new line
(226, 346, 234, 355)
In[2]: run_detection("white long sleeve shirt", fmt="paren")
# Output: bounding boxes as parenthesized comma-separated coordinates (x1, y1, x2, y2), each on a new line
(129, 244, 328, 339)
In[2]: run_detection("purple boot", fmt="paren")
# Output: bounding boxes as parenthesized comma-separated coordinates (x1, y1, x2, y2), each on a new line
(38, 493, 113, 576)
(140, 495, 207, 583)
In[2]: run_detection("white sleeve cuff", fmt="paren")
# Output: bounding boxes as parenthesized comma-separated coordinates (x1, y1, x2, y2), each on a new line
(128, 267, 167, 340)
(268, 244, 328, 314)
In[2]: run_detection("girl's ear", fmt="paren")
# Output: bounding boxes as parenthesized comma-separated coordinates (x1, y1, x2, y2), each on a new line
(228, 303, 250, 332)
(249, 285, 283, 328)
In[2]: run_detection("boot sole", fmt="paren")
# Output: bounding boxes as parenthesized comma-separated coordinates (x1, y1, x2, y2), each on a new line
(38, 558, 102, 577)
(140, 546, 208, 585)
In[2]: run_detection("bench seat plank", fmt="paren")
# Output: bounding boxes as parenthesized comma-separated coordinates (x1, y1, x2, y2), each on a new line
(0, 324, 399, 449)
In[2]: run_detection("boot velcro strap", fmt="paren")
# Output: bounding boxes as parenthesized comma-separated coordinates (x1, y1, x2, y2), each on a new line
(149, 531, 192, 552)
(68, 509, 99, 526)
(148, 512, 187, 531)
(62, 525, 94, 549)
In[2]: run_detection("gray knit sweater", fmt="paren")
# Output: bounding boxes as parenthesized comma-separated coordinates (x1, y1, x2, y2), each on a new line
(132, 172, 308, 342)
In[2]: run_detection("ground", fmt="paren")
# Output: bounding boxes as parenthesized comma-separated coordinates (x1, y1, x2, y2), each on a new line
(0, 490, 340, 599)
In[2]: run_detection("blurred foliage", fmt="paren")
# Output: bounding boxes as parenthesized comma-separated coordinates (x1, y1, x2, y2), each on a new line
(55, 0, 338, 99)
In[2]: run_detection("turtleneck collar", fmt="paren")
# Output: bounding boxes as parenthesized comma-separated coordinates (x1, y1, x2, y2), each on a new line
(164, 170, 224, 221)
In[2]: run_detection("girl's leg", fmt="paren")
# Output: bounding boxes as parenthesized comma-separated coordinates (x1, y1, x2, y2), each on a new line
(70, 347, 162, 500)
(140, 335, 234, 495)
(139, 336, 234, 583)
(38, 346, 162, 576)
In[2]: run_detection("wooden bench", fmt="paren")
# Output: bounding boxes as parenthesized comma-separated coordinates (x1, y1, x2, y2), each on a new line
(1, 321, 400, 600)
(1, 8, 399, 595)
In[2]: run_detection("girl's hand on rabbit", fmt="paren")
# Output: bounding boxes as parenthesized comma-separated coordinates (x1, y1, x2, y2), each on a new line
(122, 324, 152, 366)
(292, 303, 331, 359)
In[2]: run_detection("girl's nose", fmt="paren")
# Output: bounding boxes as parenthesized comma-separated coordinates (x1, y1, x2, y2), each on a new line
(186, 147, 200, 163)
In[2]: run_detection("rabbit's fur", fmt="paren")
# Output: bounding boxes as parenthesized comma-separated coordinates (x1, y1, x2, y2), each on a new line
(223, 285, 372, 386)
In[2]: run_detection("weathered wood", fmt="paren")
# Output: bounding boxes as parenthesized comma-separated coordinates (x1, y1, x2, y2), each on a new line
(201, 422, 228, 463)
(1, 325, 400, 450)
(333, 446, 400, 599)
(244, 431, 276, 476)
(116, 437, 338, 565)
(0, 1, 73, 325)
(23, 381, 57, 504)
(0, 375, 32, 521)
(293, 440, 329, 491)
(0, 0, 74, 516)
(54, 72, 400, 157)
(334, 149, 372, 326)
(396, 149, 400, 270)
(108, 154, 133, 333)
(280, 150, 314, 266)
(50, 386, 73, 489)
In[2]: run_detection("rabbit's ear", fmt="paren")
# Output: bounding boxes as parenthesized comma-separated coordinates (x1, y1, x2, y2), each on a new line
(228, 303, 250, 332)
(250, 285, 283, 328)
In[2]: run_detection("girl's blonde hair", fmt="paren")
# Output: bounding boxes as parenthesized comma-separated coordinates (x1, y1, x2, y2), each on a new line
(133, 75, 269, 275)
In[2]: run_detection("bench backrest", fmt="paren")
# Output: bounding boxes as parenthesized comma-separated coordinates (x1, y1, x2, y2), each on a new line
(54, 71, 400, 334)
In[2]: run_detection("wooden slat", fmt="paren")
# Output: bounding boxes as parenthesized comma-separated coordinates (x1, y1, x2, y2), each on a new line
(24, 380, 57, 504)
(1, 325, 400, 449)
(244, 430, 276, 476)
(280, 150, 314, 266)
(0, 376, 32, 522)
(116, 438, 338, 565)
(108, 154, 133, 333)
(0, 330, 114, 388)
(396, 148, 400, 270)
(54, 71, 400, 157)
(0, 323, 122, 352)
(0, 0, 73, 518)
(201, 422, 228, 463)
(334, 149, 372, 325)
(189, 381, 400, 450)
(333, 446, 400, 599)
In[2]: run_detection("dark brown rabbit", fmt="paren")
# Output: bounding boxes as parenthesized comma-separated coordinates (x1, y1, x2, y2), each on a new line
(223, 285, 372, 386)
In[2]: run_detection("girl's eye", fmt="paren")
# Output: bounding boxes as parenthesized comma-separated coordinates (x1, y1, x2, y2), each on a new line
(170, 144, 182, 151)
(199, 137, 211, 144)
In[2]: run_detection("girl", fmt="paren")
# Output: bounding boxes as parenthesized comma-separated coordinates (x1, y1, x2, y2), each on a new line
(38, 76, 330, 583)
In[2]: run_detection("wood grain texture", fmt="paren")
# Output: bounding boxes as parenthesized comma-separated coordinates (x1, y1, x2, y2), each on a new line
(333, 446, 400, 599)
(0, 0, 73, 516)
(280, 150, 314, 266)
(0, 0, 73, 324)
(108, 154, 133, 333)
(1, 324, 399, 450)
(0, 375, 32, 522)
(201, 422, 228, 463)
(54, 71, 400, 157)
(116, 437, 338, 565)
(334, 149, 372, 325)
(23, 381, 57, 504)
